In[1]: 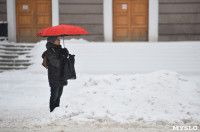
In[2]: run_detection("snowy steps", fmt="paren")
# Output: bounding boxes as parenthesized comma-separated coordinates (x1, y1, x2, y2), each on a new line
(0, 43, 34, 72)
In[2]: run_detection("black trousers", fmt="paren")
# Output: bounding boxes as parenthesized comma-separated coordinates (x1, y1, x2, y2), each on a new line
(50, 86, 63, 112)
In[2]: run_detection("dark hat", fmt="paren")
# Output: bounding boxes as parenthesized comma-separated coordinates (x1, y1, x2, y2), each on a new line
(47, 36, 58, 44)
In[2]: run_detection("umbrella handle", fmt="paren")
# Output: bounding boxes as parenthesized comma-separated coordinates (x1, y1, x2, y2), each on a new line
(63, 36, 65, 48)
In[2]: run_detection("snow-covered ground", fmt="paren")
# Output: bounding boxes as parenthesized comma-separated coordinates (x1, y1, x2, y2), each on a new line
(0, 40, 200, 132)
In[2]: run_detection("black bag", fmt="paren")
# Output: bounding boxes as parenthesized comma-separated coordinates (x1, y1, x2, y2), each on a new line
(64, 54, 76, 80)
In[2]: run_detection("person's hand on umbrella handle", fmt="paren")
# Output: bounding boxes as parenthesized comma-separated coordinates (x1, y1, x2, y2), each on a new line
(61, 48, 69, 57)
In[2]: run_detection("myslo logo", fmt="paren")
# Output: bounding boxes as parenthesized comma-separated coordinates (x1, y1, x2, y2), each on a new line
(173, 126, 198, 131)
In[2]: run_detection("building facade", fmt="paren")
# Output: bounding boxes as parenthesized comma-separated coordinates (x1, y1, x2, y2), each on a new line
(1, 0, 200, 42)
(0, 0, 6, 21)
(159, 0, 200, 41)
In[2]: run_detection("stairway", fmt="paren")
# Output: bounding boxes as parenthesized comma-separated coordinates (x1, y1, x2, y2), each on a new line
(0, 43, 35, 72)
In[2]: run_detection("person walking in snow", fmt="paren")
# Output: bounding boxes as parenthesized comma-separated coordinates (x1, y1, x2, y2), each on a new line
(46, 36, 69, 112)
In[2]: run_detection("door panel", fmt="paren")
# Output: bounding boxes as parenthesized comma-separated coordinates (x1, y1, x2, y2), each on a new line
(34, 0, 51, 42)
(113, 0, 148, 42)
(37, 16, 51, 25)
(16, 0, 34, 42)
(116, 28, 129, 37)
(113, 0, 131, 41)
(19, 16, 33, 25)
(133, 16, 146, 25)
(35, 0, 51, 27)
(131, 0, 148, 41)
(19, 28, 33, 37)
(18, 28, 33, 42)
(16, 0, 52, 42)
(116, 16, 128, 25)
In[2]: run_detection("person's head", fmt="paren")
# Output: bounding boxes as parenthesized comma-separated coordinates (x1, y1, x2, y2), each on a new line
(53, 37, 61, 45)
(47, 36, 60, 45)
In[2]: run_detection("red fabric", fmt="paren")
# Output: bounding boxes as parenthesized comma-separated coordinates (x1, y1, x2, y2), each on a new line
(36, 25, 89, 37)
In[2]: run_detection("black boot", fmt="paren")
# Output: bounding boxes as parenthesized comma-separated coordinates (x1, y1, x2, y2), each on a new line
(50, 107, 55, 112)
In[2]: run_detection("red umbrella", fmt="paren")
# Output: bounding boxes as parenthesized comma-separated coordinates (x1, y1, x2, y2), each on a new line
(36, 25, 88, 47)
(36, 24, 89, 37)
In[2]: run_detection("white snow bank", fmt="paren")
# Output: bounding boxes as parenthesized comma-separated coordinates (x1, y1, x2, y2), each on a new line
(29, 40, 200, 75)
(0, 70, 199, 130)
(50, 71, 200, 125)
(0, 40, 200, 131)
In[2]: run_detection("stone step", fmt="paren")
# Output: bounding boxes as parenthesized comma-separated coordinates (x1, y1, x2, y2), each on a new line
(0, 54, 18, 59)
(0, 62, 33, 66)
(1, 52, 30, 55)
(0, 66, 28, 70)
(0, 43, 34, 51)
(0, 54, 32, 59)
(0, 49, 31, 54)
(0, 43, 35, 72)
(0, 59, 31, 63)
(0, 43, 35, 48)
(0, 47, 32, 52)
(0, 46, 34, 50)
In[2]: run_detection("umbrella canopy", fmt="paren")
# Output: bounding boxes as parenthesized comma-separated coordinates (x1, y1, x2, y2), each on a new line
(36, 25, 89, 37)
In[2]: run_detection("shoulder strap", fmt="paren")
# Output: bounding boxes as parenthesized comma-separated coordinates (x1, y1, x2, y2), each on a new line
(51, 48, 56, 53)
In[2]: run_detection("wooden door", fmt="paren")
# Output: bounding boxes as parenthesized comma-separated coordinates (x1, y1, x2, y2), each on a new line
(16, 0, 52, 42)
(113, 0, 148, 42)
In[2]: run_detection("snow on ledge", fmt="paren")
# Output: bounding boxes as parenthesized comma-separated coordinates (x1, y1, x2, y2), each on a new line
(28, 40, 200, 75)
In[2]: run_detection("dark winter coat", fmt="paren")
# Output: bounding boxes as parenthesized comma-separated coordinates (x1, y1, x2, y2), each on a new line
(46, 42, 68, 88)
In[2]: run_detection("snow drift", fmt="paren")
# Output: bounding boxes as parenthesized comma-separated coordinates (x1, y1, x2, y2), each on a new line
(50, 71, 200, 125)
(0, 40, 200, 131)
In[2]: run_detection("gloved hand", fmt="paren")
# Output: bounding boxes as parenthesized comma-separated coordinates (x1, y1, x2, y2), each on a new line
(69, 54, 75, 63)
(61, 48, 69, 57)
(69, 54, 75, 59)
